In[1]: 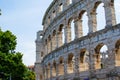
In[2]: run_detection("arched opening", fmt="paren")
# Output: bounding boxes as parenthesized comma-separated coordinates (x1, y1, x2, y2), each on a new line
(115, 0, 120, 24)
(68, 0, 72, 5)
(68, 53, 74, 73)
(48, 16, 50, 25)
(52, 10, 56, 19)
(94, 44, 108, 69)
(66, 0, 72, 6)
(68, 18, 75, 41)
(58, 57, 64, 76)
(115, 40, 120, 66)
(80, 11, 88, 36)
(52, 61, 56, 77)
(79, 49, 89, 72)
(69, 0, 72, 4)
(94, 2, 106, 31)
(59, 3, 63, 13)
(58, 24, 64, 47)
(40, 35, 43, 39)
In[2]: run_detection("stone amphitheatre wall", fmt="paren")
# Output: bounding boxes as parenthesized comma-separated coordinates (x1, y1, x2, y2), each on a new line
(35, 0, 120, 80)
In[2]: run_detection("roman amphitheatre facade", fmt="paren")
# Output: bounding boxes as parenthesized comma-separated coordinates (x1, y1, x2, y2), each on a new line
(35, 0, 120, 80)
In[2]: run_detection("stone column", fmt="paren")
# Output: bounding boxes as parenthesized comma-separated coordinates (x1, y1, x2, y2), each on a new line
(56, 32, 59, 48)
(63, 0, 67, 10)
(74, 18, 83, 39)
(52, 34, 57, 50)
(64, 58, 68, 76)
(44, 67, 46, 80)
(107, 44, 116, 68)
(45, 44, 48, 55)
(74, 49, 80, 77)
(66, 0, 70, 6)
(89, 49, 95, 70)
(47, 40, 50, 54)
(57, 32, 63, 47)
(87, 12, 97, 33)
(55, 33, 57, 49)
(50, 38, 52, 52)
(48, 66, 50, 79)
(104, 1, 116, 27)
(51, 36, 54, 51)
(64, 25, 71, 43)
(46, 40, 49, 54)
(50, 64, 53, 79)
(56, 61, 59, 77)
(46, 66, 48, 79)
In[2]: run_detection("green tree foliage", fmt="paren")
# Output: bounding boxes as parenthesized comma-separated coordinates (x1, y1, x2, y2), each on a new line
(0, 29, 35, 80)
(0, 52, 26, 80)
(0, 29, 16, 53)
(23, 69, 35, 80)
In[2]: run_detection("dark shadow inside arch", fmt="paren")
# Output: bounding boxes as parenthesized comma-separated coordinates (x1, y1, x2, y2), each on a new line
(94, 43, 108, 69)
(115, 40, 120, 66)
(68, 53, 74, 73)
(58, 24, 64, 45)
(58, 56, 64, 76)
(79, 49, 89, 72)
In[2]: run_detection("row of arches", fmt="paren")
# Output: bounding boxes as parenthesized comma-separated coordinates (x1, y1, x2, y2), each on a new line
(44, 0, 120, 54)
(43, 39, 120, 79)
(45, 0, 73, 29)
(44, 0, 120, 33)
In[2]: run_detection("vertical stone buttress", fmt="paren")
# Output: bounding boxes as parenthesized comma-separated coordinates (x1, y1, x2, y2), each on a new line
(47, 39, 50, 54)
(64, 57, 68, 76)
(89, 46, 96, 78)
(104, 0, 116, 27)
(87, 0, 97, 33)
(45, 43, 47, 55)
(48, 65, 50, 78)
(46, 66, 48, 79)
(107, 42, 116, 68)
(44, 66, 47, 80)
(51, 36, 54, 51)
(52, 33, 57, 50)
(56, 32, 59, 48)
(74, 17, 83, 39)
(63, 0, 67, 10)
(74, 49, 80, 77)
(43, 65, 46, 80)
(56, 61, 59, 77)
(48, 36, 52, 53)
(50, 37, 52, 52)
(64, 23, 71, 43)
(50, 64, 53, 79)
(57, 31, 63, 47)
(87, 12, 97, 33)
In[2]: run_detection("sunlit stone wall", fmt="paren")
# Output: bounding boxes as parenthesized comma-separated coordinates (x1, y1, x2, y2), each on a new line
(35, 0, 120, 80)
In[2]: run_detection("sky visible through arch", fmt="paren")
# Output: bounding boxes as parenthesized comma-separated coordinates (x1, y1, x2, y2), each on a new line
(0, 0, 120, 66)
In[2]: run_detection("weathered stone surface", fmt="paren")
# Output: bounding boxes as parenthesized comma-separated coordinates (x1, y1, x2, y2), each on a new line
(35, 0, 120, 80)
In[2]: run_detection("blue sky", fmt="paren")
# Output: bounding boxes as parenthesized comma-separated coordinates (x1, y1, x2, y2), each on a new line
(0, 0, 120, 66)
(0, 0, 52, 65)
